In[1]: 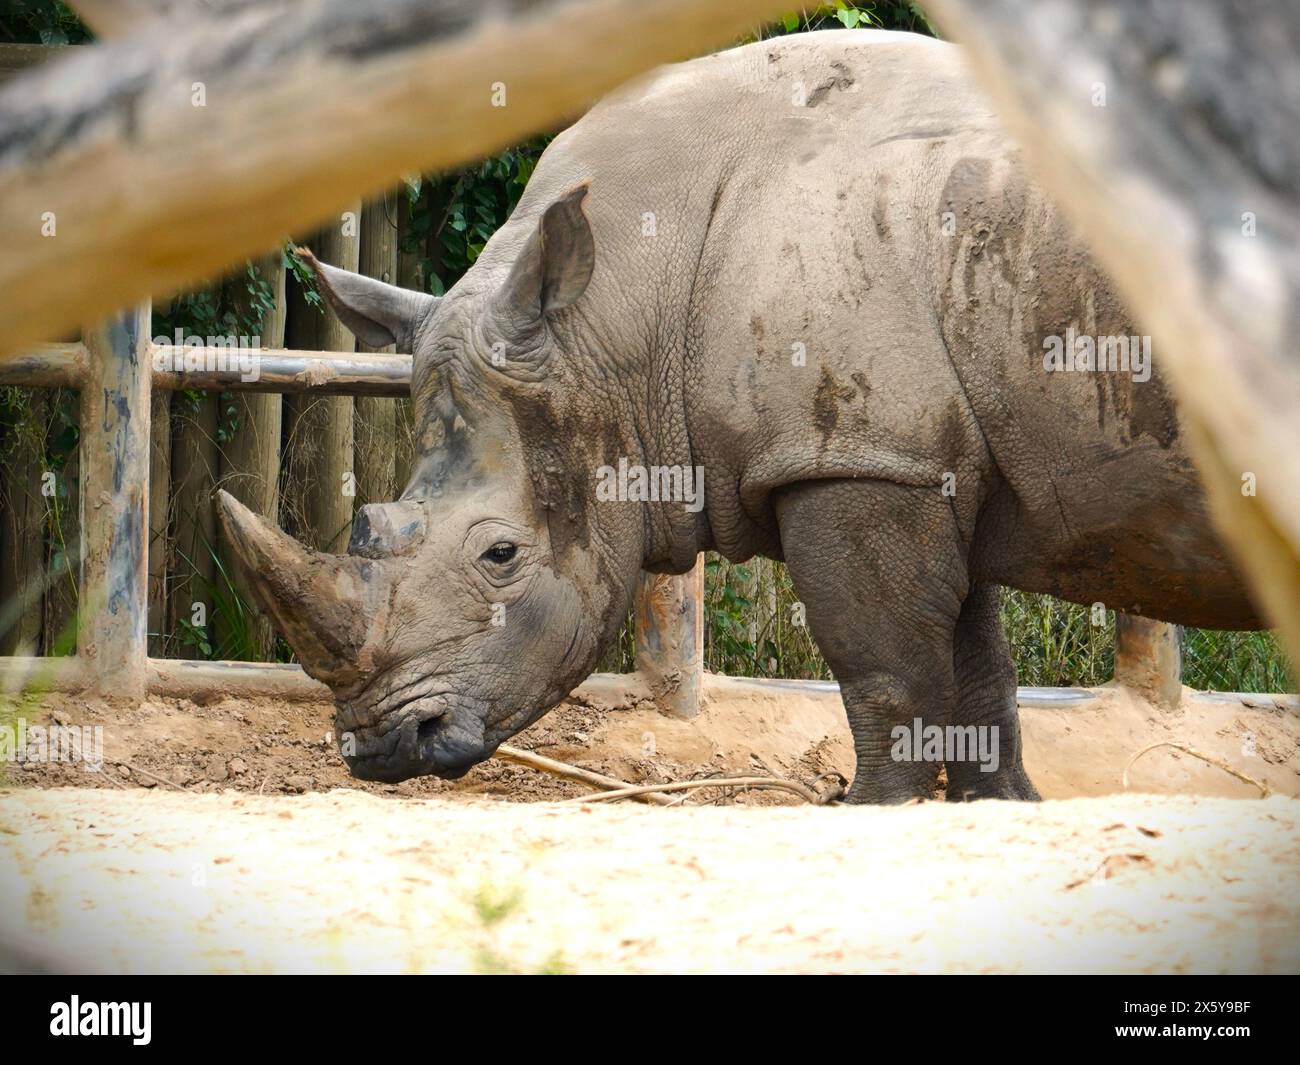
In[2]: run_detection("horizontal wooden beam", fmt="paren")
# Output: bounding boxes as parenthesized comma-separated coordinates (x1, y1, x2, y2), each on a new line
(0, 343, 413, 396)
(4, 654, 1290, 705)
(0, 0, 793, 359)
(0, 343, 87, 389)
(150, 346, 411, 396)
(0, 655, 88, 695)
(147, 658, 329, 701)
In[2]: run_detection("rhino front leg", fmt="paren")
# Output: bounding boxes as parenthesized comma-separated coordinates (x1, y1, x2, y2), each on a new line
(946, 583, 1041, 801)
(775, 479, 968, 804)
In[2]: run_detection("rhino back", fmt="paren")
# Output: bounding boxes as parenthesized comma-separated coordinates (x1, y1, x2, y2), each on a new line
(484, 30, 1258, 627)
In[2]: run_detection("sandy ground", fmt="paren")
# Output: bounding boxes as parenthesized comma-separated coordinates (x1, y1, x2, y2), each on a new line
(2, 789, 1296, 973)
(1, 674, 1298, 972)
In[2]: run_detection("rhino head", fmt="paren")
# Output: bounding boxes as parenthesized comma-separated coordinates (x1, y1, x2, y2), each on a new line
(219, 184, 668, 782)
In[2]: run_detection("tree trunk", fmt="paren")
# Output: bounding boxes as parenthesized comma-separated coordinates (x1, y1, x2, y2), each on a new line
(43, 391, 79, 656)
(218, 252, 286, 658)
(147, 388, 171, 656)
(391, 189, 426, 495)
(0, 391, 49, 655)
(283, 209, 358, 553)
(355, 195, 399, 506)
(169, 391, 219, 658)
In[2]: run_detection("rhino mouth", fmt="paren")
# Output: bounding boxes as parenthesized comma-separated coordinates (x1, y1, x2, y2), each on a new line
(337, 692, 492, 783)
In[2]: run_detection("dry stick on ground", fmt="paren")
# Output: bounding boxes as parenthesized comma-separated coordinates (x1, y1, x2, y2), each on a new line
(86, 764, 127, 790)
(0, 0, 797, 357)
(1122, 741, 1269, 797)
(496, 745, 839, 806)
(114, 761, 194, 793)
(562, 776, 833, 805)
(493, 745, 676, 806)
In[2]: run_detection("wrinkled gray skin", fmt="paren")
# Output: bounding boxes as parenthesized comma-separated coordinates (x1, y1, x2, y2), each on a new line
(219, 30, 1261, 803)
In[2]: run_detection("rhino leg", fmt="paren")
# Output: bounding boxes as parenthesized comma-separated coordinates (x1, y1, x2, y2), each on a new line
(776, 479, 967, 804)
(946, 583, 1041, 802)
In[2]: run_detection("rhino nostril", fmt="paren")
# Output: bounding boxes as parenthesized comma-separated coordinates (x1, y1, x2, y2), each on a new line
(417, 714, 445, 745)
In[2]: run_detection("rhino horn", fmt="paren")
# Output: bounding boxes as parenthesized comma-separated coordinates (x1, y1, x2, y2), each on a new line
(216, 490, 386, 690)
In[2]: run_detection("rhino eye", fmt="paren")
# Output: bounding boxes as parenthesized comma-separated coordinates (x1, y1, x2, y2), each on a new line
(482, 542, 517, 565)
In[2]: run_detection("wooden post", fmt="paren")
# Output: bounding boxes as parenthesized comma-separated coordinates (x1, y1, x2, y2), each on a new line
(146, 387, 170, 656)
(1114, 613, 1182, 710)
(219, 252, 286, 659)
(634, 556, 704, 719)
(355, 195, 399, 506)
(168, 388, 218, 658)
(0, 391, 49, 655)
(79, 303, 151, 701)
(392, 189, 426, 494)
(284, 210, 358, 553)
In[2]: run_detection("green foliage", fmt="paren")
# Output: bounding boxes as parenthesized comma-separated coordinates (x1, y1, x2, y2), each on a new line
(402, 140, 550, 295)
(768, 3, 936, 39)
(283, 244, 324, 310)
(699, 561, 1291, 693)
(152, 257, 276, 344)
(0, 0, 92, 45)
(0, 386, 79, 651)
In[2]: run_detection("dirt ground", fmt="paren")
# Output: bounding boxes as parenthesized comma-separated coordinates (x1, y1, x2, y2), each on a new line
(6, 673, 1298, 803)
(1, 674, 1298, 972)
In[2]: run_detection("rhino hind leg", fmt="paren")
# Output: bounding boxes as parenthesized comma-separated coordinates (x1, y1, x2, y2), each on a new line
(775, 479, 968, 805)
(946, 583, 1041, 802)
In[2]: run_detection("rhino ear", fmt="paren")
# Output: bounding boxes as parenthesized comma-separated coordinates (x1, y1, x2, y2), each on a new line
(495, 183, 595, 328)
(297, 247, 439, 352)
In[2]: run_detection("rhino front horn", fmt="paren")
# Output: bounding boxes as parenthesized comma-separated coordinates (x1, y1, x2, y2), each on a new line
(215, 490, 384, 690)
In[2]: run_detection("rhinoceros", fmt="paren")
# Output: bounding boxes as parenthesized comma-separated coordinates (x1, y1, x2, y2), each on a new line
(218, 29, 1261, 803)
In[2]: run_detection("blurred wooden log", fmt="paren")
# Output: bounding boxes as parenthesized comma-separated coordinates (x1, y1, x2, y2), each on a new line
(0, 0, 795, 359)
(925, 0, 1300, 665)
